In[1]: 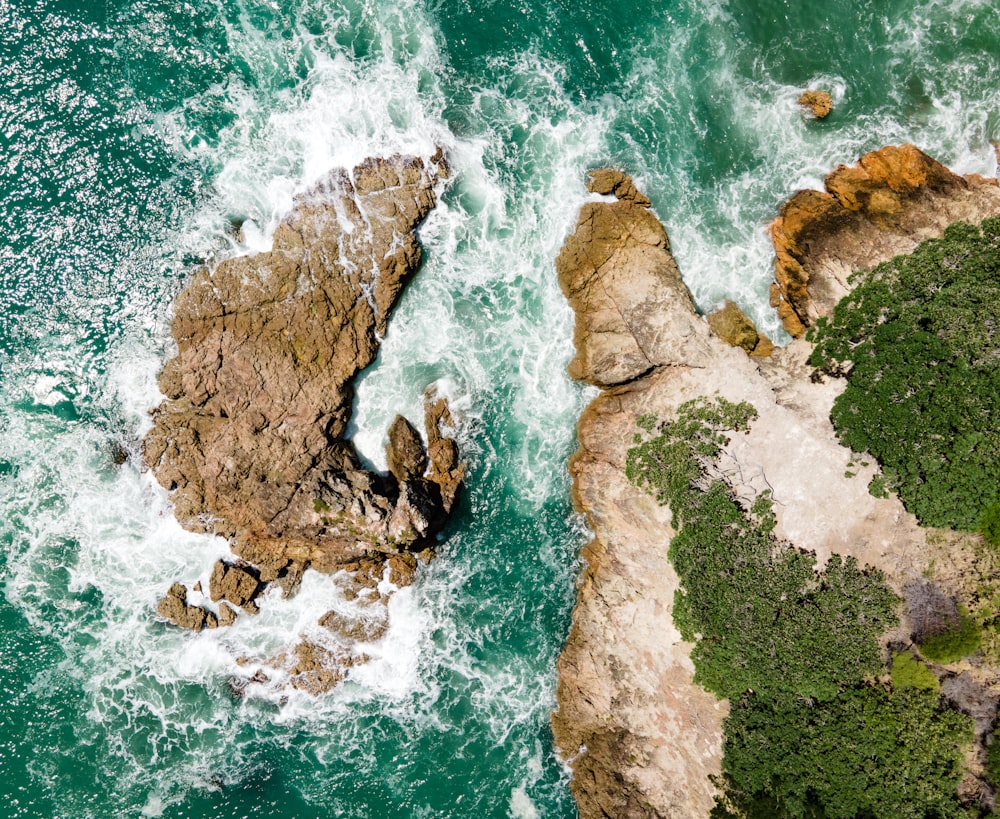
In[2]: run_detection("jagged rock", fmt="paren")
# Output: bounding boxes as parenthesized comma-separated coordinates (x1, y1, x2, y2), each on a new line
(386, 415, 428, 483)
(586, 168, 652, 206)
(556, 170, 710, 387)
(318, 609, 389, 643)
(770, 144, 1000, 335)
(209, 560, 262, 614)
(424, 390, 463, 510)
(156, 583, 208, 632)
(217, 601, 238, 627)
(143, 153, 458, 573)
(797, 89, 833, 118)
(706, 300, 774, 356)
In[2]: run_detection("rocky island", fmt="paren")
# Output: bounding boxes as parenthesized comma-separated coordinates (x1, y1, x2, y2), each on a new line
(144, 153, 462, 692)
(553, 147, 1000, 816)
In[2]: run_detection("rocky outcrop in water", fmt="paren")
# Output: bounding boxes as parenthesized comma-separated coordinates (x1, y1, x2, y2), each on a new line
(770, 143, 1000, 336)
(797, 89, 833, 118)
(553, 153, 1000, 817)
(147, 153, 462, 639)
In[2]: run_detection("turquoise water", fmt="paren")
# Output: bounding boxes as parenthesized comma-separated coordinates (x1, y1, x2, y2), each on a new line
(1, 0, 999, 816)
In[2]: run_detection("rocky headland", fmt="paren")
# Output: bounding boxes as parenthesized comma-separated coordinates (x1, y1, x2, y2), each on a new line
(552, 148, 1000, 816)
(144, 153, 462, 692)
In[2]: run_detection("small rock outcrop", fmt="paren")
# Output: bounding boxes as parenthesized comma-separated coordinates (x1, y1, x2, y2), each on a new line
(770, 143, 1000, 335)
(209, 560, 262, 614)
(798, 89, 833, 118)
(706, 300, 774, 356)
(157, 583, 212, 632)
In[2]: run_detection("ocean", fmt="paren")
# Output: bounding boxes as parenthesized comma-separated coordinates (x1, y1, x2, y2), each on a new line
(1, 0, 998, 815)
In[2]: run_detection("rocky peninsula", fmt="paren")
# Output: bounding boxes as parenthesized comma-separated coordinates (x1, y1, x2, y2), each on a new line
(552, 148, 1000, 816)
(144, 153, 462, 691)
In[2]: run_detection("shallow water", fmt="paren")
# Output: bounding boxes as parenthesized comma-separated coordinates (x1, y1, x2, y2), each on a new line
(1, 0, 998, 815)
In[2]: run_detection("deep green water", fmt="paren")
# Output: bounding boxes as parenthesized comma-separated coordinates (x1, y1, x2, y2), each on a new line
(1, 0, 999, 816)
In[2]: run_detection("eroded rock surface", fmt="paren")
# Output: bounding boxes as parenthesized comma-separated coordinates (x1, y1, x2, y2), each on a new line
(770, 143, 1000, 336)
(555, 170, 710, 387)
(149, 154, 462, 669)
(797, 89, 833, 118)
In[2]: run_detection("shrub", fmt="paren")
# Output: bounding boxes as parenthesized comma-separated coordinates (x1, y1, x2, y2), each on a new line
(810, 217, 1000, 531)
(716, 687, 972, 818)
(890, 651, 939, 692)
(982, 499, 1000, 548)
(628, 397, 972, 818)
(917, 605, 982, 664)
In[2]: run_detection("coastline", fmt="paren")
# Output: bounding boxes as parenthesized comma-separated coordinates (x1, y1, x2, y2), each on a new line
(552, 148, 1000, 817)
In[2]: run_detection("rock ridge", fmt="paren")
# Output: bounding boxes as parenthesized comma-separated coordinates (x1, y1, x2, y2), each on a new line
(770, 143, 1000, 336)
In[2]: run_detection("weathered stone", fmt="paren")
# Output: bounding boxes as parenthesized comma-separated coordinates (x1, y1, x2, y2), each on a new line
(585, 168, 652, 206)
(706, 300, 760, 353)
(318, 609, 389, 643)
(556, 170, 710, 387)
(209, 560, 261, 614)
(143, 153, 459, 573)
(770, 144, 1000, 336)
(216, 601, 238, 627)
(797, 89, 833, 118)
(156, 583, 208, 632)
(386, 415, 428, 483)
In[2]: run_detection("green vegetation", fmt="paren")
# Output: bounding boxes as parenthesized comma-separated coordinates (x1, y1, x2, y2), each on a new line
(809, 218, 1000, 532)
(713, 688, 971, 819)
(986, 732, 1000, 787)
(917, 605, 982, 664)
(628, 397, 973, 818)
(890, 651, 939, 692)
(982, 499, 1000, 548)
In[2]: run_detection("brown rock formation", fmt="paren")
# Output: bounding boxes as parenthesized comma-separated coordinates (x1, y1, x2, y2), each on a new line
(706, 300, 774, 356)
(145, 154, 459, 575)
(208, 560, 262, 614)
(797, 89, 833, 118)
(555, 171, 710, 387)
(386, 416, 428, 483)
(146, 154, 462, 683)
(157, 583, 211, 632)
(770, 144, 1000, 335)
(553, 172, 728, 818)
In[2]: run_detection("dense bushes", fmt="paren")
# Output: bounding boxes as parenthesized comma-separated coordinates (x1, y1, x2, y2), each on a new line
(713, 688, 971, 819)
(628, 397, 973, 817)
(809, 218, 1000, 532)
